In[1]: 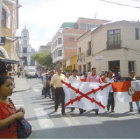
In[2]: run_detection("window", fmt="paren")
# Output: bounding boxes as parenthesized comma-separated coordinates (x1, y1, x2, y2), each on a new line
(58, 38, 62, 44)
(58, 50, 62, 56)
(107, 29, 121, 49)
(87, 41, 91, 56)
(23, 47, 27, 53)
(108, 61, 120, 73)
(83, 64, 86, 72)
(80, 23, 86, 30)
(135, 28, 139, 40)
(2, 8, 7, 27)
(69, 37, 74, 42)
(79, 65, 82, 73)
(87, 62, 91, 72)
(128, 61, 135, 73)
(79, 48, 81, 54)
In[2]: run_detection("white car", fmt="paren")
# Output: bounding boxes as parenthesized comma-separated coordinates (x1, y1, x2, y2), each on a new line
(25, 69, 36, 78)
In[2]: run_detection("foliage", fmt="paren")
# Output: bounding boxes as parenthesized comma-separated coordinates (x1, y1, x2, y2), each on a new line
(31, 51, 52, 67)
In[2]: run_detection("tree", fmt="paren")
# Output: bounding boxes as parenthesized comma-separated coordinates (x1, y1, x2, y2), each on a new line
(31, 51, 52, 67)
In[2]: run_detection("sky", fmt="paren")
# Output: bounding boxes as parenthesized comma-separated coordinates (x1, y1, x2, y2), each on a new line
(18, 0, 140, 51)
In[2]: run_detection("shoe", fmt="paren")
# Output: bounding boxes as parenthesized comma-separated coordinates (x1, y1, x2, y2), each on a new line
(138, 110, 140, 114)
(111, 110, 114, 113)
(71, 110, 74, 112)
(95, 110, 98, 115)
(80, 109, 85, 114)
(62, 113, 66, 115)
(130, 109, 134, 112)
(55, 109, 58, 112)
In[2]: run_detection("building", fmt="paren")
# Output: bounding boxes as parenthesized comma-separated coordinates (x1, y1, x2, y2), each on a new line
(77, 20, 140, 78)
(19, 27, 35, 66)
(75, 17, 110, 30)
(0, 0, 20, 61)
(39, 42, 51, 53)
(51, 26, 86, 70)
(51, 18, 109, 70)
(63, 53, 78, 72)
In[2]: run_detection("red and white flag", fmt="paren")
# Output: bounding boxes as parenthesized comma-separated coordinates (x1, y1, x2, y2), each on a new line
(112, 81, 140, 103)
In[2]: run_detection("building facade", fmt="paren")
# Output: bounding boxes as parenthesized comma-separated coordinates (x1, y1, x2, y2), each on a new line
(39, 42, 51, 53)
(0, 0, 20, 60)
(19, 27, 35, 66)
(77, 20, 140, 78)
(51, 18, 109, 70)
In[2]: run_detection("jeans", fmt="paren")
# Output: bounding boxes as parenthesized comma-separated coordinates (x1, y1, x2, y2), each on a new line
(129, 101, 140, 110)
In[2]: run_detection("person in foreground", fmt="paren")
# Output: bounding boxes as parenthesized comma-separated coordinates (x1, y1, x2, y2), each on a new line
(0, 76, 25, 139)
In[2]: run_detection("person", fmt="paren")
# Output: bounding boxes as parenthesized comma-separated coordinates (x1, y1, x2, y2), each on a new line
(101, 71, 108, 83)
(49, 70, 55, 100)
(44, 74, 51, 98)
(69, 69, 85, 114)
(0, 76, 25, 139)
(80, 71, 88, 82)
(51, 68, 67, 115)
(106, 71, 115, 112)
(86, 67, 102, 115)
(126, 71, 140, 113)
(116, 72, 122, 82)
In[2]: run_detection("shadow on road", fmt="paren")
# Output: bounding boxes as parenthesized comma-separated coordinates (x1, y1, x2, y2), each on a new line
(30, 118, 140, 139)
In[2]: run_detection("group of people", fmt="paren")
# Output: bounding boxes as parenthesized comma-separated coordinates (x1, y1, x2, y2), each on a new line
(44, 67, 140, 116)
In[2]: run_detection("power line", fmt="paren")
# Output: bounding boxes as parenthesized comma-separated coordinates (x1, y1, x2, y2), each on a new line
(100, 0, 140, 9)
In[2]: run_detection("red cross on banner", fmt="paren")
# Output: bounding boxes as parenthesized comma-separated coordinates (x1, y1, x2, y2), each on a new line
(62, 81, 111, 109)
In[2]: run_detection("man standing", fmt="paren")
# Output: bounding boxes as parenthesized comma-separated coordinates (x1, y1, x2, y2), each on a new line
(51, 68, 66, 115)
(86, 67, 102, 115)
(69, 69, 85, 114)
(126, 71, 140, 113)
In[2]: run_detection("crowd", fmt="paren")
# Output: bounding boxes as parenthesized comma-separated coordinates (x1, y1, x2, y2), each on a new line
(41, 67, 140, 116)
(0, 62, 140, 138)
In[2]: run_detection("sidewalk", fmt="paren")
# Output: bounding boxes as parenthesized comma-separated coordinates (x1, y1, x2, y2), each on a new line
(13, 76, 31, 93)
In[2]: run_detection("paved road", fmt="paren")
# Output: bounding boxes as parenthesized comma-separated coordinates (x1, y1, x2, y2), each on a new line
(11, 79, 140, 139)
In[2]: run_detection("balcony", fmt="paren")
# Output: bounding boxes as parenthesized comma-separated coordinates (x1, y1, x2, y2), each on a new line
(106, 40, 121, 50)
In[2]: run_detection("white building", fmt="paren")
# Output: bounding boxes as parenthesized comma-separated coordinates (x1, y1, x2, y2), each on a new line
(19, 27, 35, 66)
(77, 20, 140, 78)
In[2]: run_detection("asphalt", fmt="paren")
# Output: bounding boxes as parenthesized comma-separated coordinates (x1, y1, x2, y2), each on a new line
(13, 76, 31, 93)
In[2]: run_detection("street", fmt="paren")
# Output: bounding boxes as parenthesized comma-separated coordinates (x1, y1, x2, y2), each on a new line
(11, 78, 140, 139)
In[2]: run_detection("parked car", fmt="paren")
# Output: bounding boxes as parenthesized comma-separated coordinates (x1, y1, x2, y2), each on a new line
(25, 69, 36, 78)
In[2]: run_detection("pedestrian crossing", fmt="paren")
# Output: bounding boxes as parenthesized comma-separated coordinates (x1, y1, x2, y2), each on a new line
(11, 89, 140, 134)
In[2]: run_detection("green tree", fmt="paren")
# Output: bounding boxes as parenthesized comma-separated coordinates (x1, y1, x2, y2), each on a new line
(31, 51, 52, 67)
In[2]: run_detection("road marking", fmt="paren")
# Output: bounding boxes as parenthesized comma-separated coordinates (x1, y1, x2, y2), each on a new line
(33, 88, 41, 92)
(61, 113, 80, 126)
(34, 108, 54, 129)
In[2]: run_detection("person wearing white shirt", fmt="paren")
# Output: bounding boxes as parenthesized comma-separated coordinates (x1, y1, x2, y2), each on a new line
(106, 71, 115, 112)
(69, 69, 85, 114)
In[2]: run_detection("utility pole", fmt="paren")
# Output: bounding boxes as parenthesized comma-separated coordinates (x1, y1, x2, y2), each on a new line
(0, 0, 2, 43)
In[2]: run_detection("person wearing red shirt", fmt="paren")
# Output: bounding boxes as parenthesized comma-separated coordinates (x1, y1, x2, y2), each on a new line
(0, 76, 25, 139)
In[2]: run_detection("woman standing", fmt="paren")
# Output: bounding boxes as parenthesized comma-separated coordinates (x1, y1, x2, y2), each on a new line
(0, 76, 25, 139)
(106, 71, 115, 112)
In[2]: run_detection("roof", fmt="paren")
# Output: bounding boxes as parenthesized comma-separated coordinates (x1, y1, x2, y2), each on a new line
(0, 58, 19, 64)
(60, 22, 76, 28)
